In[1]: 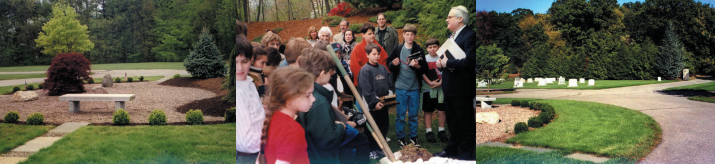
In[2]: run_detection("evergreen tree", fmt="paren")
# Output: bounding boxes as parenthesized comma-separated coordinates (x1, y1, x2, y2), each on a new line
(35, 3, 94, 56)
(184, 28, 227, 79)
(656, 22, 685, 80)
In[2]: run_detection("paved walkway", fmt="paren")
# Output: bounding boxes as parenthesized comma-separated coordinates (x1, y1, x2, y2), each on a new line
(492, 79, 715, 164)
(0, 122, 89, 164)
(0, 69, 190, 87)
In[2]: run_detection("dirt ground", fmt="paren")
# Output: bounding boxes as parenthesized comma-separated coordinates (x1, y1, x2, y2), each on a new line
(476, 105, 540, 143)
(1, 77, 235, 124)
(247, 6, 406, 44)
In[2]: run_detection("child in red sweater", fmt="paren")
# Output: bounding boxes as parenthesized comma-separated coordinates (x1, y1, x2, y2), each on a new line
(262, 67, 316, 164)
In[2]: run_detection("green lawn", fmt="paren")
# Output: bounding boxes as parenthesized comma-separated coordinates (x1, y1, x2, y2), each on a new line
(688, 96, 715, 103)
(475, 146, 634, 164)
(0, 62, 186, 72)
(498, 99, 661, 159)
(487, 78, 675, 90)
(664, 81, 715, 91)
(0, 123, 55, 154)
(88, 75, 165, 83)
(21, 124, 235, 164)
(0, 82, 42, 95)
(0, 73, 47, 80)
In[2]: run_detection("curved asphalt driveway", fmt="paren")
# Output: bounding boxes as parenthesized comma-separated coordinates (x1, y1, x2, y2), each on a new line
(491, 79, 715, 164)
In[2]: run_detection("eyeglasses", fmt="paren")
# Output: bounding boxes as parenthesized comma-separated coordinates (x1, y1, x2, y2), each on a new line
(447, 16, 455, 20)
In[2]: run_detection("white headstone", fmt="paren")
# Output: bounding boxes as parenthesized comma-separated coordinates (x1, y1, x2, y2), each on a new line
(478, 80, 488, 88)
(537, 79, 547, 86)
(579, 78, 585, 83)
(558, 77, 566, 85)
(568, 79, 578, 87)
(517, 78, 525, 87)
(588, 79, 595, 86)
(546, 78, 556, 83)
(683, 69, 690, 81)
(658, 77, 661, 81)
(535, 77, 543, 82)
(527, 78, 533, 83)
(513, 78, 521, 88)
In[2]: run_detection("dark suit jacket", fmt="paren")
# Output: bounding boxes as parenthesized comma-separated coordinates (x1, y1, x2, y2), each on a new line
(442, 27, 476, 97)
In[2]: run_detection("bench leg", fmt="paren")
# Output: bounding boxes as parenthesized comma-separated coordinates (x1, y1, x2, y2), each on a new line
(115, 101, 126, 110)
(481, 101, 492, 109)
(69, 101, 80, 113)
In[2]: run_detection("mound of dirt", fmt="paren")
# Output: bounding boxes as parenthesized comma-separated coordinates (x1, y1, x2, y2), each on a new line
(398, 144, 432, 162)
(160, 77, 234, 117)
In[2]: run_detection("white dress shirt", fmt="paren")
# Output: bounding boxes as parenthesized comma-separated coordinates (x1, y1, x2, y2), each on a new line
(236, 76, 265, 153)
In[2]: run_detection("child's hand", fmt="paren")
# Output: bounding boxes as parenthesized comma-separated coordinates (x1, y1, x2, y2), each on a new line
(409, 59, 420, 68)
(347, 121, 356, 128)
(431, 82, 442, 88)
(392, 58, 400, 66)
(375, 102, 384, 110)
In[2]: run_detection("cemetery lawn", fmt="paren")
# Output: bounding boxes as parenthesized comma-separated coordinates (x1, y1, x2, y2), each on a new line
(488, 78, 675, 90)
(0, 73, 46, 80)
(0, 62, 185, 72)
(688, 96, 715, 103)
(21, 124, 235, 164)
(475, 146, 635, 164)
(89, 76, 165, 83)
(0, 123, 55, 154)
(664, 81, 715, 91)
(497, 98, 661, 159)
(0, 82, 41, 95)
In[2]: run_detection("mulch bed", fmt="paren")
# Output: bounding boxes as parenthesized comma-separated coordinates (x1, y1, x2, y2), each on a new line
(159, 77, 234, 117)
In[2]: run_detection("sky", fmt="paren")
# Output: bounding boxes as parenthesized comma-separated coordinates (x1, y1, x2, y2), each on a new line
(475, 0, 711, 14)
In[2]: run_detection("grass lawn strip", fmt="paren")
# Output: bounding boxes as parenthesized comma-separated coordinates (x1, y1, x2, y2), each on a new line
(475, 146, 635, 164)
(487, 77, 675, 90)
(502, 99, 661, 159)
(0, 73, 47, 81)
(0, 62, 186, 72)
(688, 96, 715, 103)
(0, 123, 55, 154)
(664, 81, 715, 91)
(20, 124, 235, 163)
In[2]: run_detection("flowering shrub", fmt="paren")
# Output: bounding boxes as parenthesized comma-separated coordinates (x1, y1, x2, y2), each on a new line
(328, 2, 352, 17)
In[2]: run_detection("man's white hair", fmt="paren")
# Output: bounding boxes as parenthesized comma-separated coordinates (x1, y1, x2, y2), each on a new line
(319, 26, 332, 37)
(450, 6, 469, 24)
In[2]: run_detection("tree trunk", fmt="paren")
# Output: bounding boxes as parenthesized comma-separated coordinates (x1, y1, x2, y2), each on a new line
(244, 0, 250, 22)
(309, 0, 316, 18)
(324, 0, 330, 16)
(256, 0, 262, 22)
(274, 0, 279, 21)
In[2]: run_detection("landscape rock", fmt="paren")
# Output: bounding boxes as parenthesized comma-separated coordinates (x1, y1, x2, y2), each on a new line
(476, 112, 500, 124)
(102, 74, 113, 87)
(91, 86, 108, 94)
(13, 91, 39, 102)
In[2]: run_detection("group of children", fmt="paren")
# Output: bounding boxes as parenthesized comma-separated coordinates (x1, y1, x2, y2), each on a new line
(236, 16, 450, 164)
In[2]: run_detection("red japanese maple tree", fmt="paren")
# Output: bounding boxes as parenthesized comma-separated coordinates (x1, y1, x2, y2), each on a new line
(44, 52, 92, 96)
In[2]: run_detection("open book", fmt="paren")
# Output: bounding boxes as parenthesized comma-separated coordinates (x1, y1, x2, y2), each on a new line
(437, 38, 466, 60)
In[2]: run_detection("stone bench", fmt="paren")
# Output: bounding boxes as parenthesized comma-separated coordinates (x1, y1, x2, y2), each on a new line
(475, 97, 497, 109)
(58, 94, 135, 113)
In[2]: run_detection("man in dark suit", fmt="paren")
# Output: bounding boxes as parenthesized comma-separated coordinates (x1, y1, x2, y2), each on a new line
(434, 5, 476, 160)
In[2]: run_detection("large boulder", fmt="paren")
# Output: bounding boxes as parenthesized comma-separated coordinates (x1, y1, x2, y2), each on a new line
(102, 74, 113, 87)
(13, 91, 39, 102)
(91, 86, 108, 94)
(475, 112, 500, 124)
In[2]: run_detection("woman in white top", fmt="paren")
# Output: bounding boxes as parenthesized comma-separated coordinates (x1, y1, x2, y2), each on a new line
(307, 26, 319, 47)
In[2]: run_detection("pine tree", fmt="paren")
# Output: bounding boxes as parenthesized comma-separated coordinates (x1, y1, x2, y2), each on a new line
(656, 22, 685, 80)
(184, 28, 227, 79)
(35, 3, 94, 56)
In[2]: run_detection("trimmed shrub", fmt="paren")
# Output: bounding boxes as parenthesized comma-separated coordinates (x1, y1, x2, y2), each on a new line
(26, 85, 34, 90)
(539, 111, 555, 124)
(528, 116, 543, 128)
(349, 23, 363, 34)
(173, 74, 180, 78)
(529, 102, 539, 110)
(225, 107, 236, 123)
(520, 100, 530, 107)
(38, 83, 43, 89)
(186, 109, 204, 125)
(114, 77, 121, 83)
(88, 78, 94, 83)
(322, 16, 345, 27)
(511, 100, 520, 106)
(4, 111, 20, 123)
(368, 16, 377, 23)
(148, 109, 167, 126)
(113, 108, 130, 126)
(127, 77, 133, 82)
(514, 122, 529, 134)
(139, 76, 144, 81)
(44, 52, 92, 96)
(27, 113, 44, 125)
(13, 86, 21, 93)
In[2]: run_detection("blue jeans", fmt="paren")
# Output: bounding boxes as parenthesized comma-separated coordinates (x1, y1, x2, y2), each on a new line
(395, 89, 419, 139)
